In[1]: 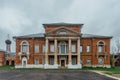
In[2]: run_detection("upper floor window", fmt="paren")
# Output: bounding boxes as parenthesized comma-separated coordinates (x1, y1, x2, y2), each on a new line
(50, 44, 54, 52)
(98, 41, 104, 52)
(86, 45, 90, 52)
(58, 41, 68, 54)
(34, 44, 39, 53)
(72, 45, 76, 52)
(80, 45, 83, 52)
(59, 31, 67, 35)
(21, 41, 29, 52)
(42, 45, 46, 52)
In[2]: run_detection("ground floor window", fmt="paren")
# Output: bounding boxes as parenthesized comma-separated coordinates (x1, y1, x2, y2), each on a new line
(86, 59, 91, 65)
(98, 57, 103, 65)
(34, 59, 39, 65)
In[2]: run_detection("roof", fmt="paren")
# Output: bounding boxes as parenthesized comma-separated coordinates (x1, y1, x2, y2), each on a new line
(43, 22, 83, 28)
(13, 33, 44, 39)
(82, 34, 112, 38)
(0, 49, 5, 52)
(13, 33, 112, 39)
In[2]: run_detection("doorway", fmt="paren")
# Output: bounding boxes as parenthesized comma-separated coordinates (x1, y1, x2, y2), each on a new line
(22, 57, 27, 67)
(6, 60, 9, 65)
(61, 60, 65, 67)
(11, 60, 14, 66)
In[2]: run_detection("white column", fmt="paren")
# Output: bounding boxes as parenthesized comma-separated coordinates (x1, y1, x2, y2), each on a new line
(54, 39, 57, 64)
(77, 38, 80, 64)
(68, 38, 72, 65)
(45, 38, 48, 64)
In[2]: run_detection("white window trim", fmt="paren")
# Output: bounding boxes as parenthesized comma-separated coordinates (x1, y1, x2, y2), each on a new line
(58, 42, 68, 54)
(34, 44, 39, 53)
(22, 57, 27, 67)
(86, 45, 90, 52)
(72, 44, 76, 52)
(80, 45, 83, 52)
(42, 45, 46, 52)
(50, 44, 54, 52)
(98, 57, 104, 65)
(97, 41, 105, 53)
(20, 40, 29, 52)
(34, 59, 39, 65)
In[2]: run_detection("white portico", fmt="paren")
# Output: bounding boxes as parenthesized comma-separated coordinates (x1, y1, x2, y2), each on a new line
(44, 37, 82, 69)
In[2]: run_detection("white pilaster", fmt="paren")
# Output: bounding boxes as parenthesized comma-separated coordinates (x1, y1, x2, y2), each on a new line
(77, 38, 80, 64)
(68, 38, 72, 67)
(45, 38, 48, 65)
(54, 39, 58, 65)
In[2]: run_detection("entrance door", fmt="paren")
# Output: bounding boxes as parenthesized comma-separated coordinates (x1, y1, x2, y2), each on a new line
(23, 61, 26, 67)
(61, 60, 65, 67)
(22, 57, 27, 67)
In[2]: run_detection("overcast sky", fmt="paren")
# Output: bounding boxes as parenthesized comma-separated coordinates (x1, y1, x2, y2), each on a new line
(0, 0, 120, 52)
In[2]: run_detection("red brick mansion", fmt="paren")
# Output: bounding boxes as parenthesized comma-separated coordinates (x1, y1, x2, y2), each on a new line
(14, 23, 112, 69)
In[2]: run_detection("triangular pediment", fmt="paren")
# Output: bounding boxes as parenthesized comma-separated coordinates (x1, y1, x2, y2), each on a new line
(45, 26, 80, 35)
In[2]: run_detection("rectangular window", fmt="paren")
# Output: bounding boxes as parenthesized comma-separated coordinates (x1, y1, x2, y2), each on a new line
(86, 59, 91, 65)
(80, 46, 83, 52)
(42, 45, 46, 52)
(86, 46, 90, 52)
(98, 46, 103, 52)
(34, 59, 39, 65)
(34, 44, 39, 53)
(42, 58, 45, 64)
(72, 45, 76, 52)
(50, 58, 54, 65)
(50, 44, 54, 52)
(72, 57, 76, 65)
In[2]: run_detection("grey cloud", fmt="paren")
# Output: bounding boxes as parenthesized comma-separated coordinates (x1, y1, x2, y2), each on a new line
(0, 0, 120, 51)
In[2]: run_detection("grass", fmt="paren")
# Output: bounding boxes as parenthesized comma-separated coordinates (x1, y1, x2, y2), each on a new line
(0, 65, 14, 70)
(82, 66, 120, 74)
(0, 65, 120, 75)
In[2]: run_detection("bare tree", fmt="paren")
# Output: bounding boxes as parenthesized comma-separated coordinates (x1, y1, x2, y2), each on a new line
(111, 37, 120, 66)
(115, 38, 120, 54)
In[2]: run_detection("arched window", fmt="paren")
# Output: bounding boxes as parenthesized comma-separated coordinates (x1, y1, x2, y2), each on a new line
(98, 41, 105, 52)
(59, 31, 67, 35)
(98, 57, 104, 65)
(58, 41, 68, 54)
(21, 41, 29, 52)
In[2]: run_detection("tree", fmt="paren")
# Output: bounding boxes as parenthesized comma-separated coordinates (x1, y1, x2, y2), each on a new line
(111, 37, 120, 66)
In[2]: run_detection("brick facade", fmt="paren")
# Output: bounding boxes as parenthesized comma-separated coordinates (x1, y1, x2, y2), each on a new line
(14, 23, 112, 68)
(0, 51, 5, 66)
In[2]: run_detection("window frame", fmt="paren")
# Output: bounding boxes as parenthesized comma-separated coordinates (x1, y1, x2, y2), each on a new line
(59, 31, 67, 35)
(42, 45, 46, 52)
(50, 57, 54, 65)
(34, 44, 39, 53)
(34, 59, 39, 65)
(20, 41, 29, 52)
(80, 45, 83, 52)
(97, 41, 105, 53)
(86, 45, 91, 52)
(50, 44, 54, 52)
(72, 44, 76, 52)
(86, 59, 91, 65)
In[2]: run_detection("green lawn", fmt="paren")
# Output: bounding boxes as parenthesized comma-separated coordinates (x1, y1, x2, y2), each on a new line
(82, 66, 120, 74)
(0, 65, 14, 70)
